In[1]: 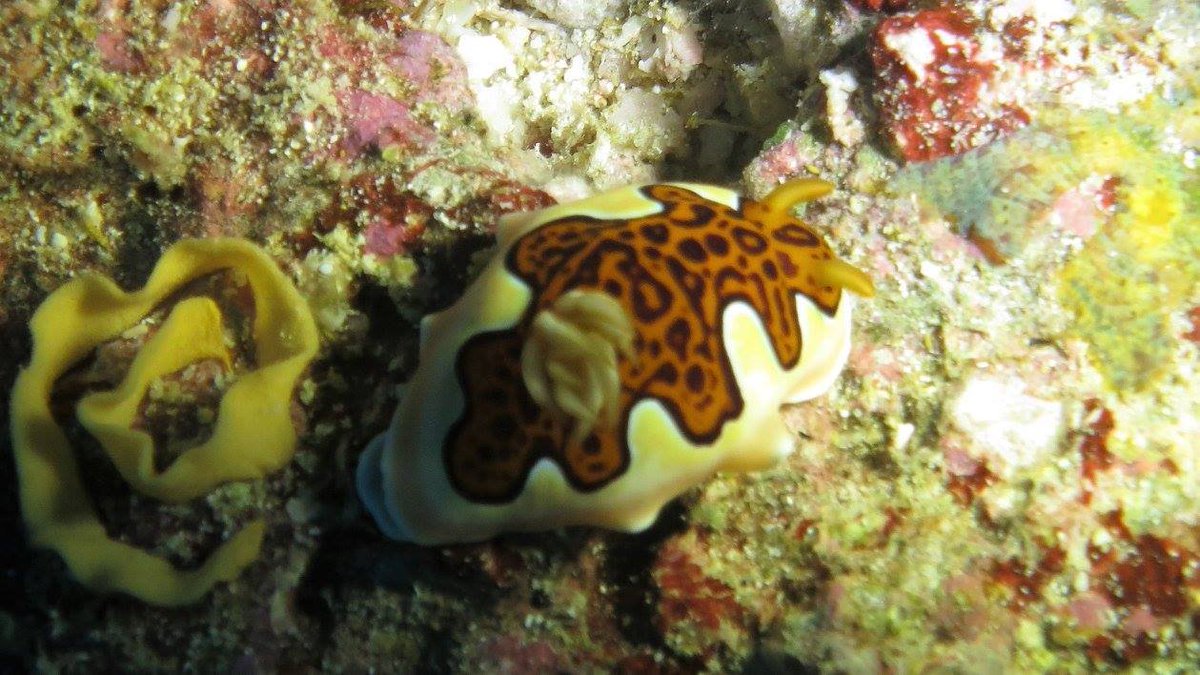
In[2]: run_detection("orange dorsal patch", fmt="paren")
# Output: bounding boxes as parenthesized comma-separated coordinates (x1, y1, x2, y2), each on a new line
(445, 185, 844, 502)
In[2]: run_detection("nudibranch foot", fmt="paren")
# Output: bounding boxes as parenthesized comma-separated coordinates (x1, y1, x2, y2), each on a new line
(357, 429, 411, 541)
(358, 179, 873, 545)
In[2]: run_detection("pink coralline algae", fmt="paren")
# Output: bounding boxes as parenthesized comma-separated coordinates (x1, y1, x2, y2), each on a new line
(653, 534, 749, 656)
(942, 444, 997, 507)
(96, 0, 276, 77)
(94, 0, 143, 73)
(362, 207, 429, 258)
(315, 25, 469, 112)
(870, 8, 1031, 162)
(95, 30, 143, 73)
(317, 26, 471, 161)
(1048, 176, 1120, 240)
(477, 636, 565, 674)
(337, 90, 434, 157)
(384, 31, 470, 109)
(310, 169, 555, 260)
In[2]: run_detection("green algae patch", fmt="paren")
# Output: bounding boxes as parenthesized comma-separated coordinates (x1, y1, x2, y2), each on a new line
(10, 238, 319, 606)
(893, 97, 1199, 393)
(889, 126, 1074, 261)
(1058, 239, 1176, 393)
(1054, 104, 1200, 393)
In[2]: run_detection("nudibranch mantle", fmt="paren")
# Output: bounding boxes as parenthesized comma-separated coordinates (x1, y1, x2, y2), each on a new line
(357, 179, 874, 545)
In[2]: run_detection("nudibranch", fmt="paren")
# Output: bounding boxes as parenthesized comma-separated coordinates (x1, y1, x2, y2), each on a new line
(357, 178, 874, 545)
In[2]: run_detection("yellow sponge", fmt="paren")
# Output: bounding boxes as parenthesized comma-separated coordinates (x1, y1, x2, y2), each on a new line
(10, 238, 319, 606)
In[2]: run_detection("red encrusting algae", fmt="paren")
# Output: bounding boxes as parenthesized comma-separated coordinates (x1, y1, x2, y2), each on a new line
(870, 8, 1031, 162)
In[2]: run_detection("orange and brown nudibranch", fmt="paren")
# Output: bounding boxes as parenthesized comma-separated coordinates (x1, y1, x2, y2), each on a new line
(357, 179, 874, 544)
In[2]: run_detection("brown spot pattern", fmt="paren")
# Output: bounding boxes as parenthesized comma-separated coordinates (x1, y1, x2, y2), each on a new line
(446, 185, 846, 502)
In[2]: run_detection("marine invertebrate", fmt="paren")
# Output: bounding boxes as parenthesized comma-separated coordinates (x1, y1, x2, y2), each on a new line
(357, 178, 874, 545)
(10, 238, 319, 606)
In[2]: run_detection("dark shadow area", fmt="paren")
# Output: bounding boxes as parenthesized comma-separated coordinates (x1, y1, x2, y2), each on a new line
(601, 500, 691, 649)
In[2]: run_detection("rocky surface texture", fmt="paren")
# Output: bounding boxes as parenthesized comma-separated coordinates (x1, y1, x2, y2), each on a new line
(2, 0, 1198, 672)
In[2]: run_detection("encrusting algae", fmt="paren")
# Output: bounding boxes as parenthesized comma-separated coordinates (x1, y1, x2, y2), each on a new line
(4, 0, 1200, 670)
(9, 238, 318, 606)
(892, 99, 1200, 393)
